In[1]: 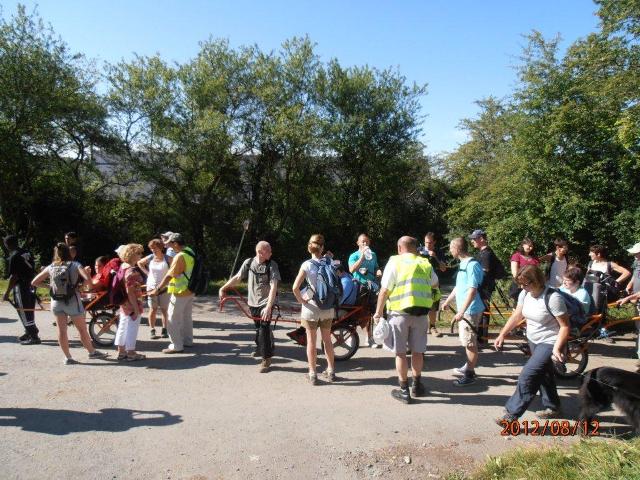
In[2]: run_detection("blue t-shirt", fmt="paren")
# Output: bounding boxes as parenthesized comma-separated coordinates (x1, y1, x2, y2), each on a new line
(455, 257, 485, 315)
(560, 286, 592, 314)
(340, 274, 357, 305)
(348, 250, 379, 285)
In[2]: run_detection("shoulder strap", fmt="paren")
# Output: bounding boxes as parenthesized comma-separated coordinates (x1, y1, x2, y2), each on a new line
(543, 287, 555, 317)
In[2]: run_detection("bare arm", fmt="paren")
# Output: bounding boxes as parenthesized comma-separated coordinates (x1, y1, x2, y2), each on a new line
(262, 279, 279, 321)
(125, 278, 141, 318)
(218, 273, 241, 299)
(440, 286, 457, 310)
(373, 287, 390, 318)
(538, 253, 552, 264)
(494, 302, 525, 350)
(137, 255, 151, 276)
(611, 261, 631, 285)
(292, 267, 308, 304)
(31, 269, 50, 289)
(510, 260, 519, 278)
(553, 314, 570, 362)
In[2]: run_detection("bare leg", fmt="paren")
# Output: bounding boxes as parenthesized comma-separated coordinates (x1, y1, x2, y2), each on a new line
(305, 328, 318, 373)
(411, 351, 424, 378)
(395, 353, 408, 382)
(148, 306, 158, 329)
(71, 315, 95, 353)
(466, 345, 479, 370)
(56, 315, 71, 358)
(320, 327, 335, 372)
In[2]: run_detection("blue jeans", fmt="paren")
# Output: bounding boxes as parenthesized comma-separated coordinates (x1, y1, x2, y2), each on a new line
(505, 341, 560, 417)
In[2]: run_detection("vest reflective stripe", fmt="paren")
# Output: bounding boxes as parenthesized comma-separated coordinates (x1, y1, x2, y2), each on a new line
(168, 248, 195, 294)
(387, 254, 433, 312)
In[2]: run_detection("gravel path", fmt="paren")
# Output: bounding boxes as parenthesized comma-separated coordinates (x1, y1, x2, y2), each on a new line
(1, 297, 638, 479)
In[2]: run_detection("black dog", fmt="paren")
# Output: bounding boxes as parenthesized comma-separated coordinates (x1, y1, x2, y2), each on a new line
(578, 366, 640, 434)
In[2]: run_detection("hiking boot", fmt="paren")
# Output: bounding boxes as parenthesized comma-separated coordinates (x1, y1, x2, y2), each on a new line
(535, 408, 562, 419)
(391, 387, 412, 404)
(150, 328, 160, 339)
(18, 333, 30, 342)
(452, 364, 468, 376)
(161, 328, 168, 338)
(453, 375, 476, 386)
(322, 370, 336, 382)
(20, 336, 41, 345)
(308, 373, 318, 386)
(259, 358, 271, 373)
(410, 378, 426, 397)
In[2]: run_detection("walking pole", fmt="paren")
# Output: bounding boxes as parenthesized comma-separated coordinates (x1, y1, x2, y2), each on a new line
(229, 219, 250, 278)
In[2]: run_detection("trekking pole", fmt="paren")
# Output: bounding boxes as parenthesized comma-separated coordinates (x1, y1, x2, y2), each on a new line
(229, 219, 250, 278)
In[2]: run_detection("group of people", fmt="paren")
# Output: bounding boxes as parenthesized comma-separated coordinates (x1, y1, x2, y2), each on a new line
(3, 228, 640, 424)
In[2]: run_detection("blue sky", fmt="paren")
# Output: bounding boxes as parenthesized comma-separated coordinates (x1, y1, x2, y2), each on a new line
(3, 1, 600, 154)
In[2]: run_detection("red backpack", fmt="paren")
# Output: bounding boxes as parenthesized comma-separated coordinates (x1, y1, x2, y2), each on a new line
(109, 264, 129, 306)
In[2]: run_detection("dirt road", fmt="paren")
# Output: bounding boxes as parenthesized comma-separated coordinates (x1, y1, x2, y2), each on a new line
(1, 298, 637, 479)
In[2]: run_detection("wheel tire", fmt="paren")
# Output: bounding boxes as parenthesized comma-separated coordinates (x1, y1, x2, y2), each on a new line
(327, 325, 359, 361)
(89, 312, 118, 346)
(555, 343, 588, 379)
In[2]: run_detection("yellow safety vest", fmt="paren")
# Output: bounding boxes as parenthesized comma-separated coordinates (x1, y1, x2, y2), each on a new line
(387, 253, 434, 312)
(168, 247, 195, 295)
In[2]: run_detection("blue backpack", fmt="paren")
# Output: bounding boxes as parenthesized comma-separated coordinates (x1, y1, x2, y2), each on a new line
(544, 287, 589, 329)
(309, 259, 343, 310)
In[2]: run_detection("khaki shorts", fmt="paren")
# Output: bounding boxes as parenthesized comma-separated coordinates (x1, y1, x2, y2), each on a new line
(459, 312, 482, 349)
(302, 318, 333, 331)
(147, 292, 170, 310)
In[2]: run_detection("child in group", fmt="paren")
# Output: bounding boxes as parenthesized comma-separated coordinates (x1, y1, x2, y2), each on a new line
(560, 267, 592, 315)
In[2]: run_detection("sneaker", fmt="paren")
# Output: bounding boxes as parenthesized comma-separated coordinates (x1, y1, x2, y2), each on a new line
(322, 370, 336, 382)
(308, 373, 318, 386)
(453, 375, 476, 386)
(452, 364, 468, 376)
(150, 328, 159, 339)
(391, 388, 412, 404)
(18, 333, 30, 342)
(371, 342, 382, 349)
(535, 408, 562, 419)
(20, 336, 41, 345)
(63, 358, 78, 365)
(162, 348, 184, 354)
(259, 358, 271, 373)
(161, 328, 168, 338)
(410, 378, 426, 397)
(88, 350, 108, 359)
(495, 412, 518, 426)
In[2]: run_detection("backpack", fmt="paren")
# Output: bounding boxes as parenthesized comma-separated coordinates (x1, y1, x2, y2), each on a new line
(586, 261, 620, 300)
(544, 287, 588, 329)
(99, 257, 122, 290)
(183, 248, 210, 296)
(50, 262, 77, 302)
(309, 258, 343, 310)
(109, 265, 130, 306)
(491, 250, 507, 280)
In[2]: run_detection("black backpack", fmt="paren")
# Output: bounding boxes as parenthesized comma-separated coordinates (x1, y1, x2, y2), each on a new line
(586, 261, 621, 300)
(183, 248, 210, 296)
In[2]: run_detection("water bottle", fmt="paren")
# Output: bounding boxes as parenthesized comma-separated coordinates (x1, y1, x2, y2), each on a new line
(363, 247, 373, 261)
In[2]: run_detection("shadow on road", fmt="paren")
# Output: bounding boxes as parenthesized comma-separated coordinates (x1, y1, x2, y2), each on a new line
(0, 407, 182, 435)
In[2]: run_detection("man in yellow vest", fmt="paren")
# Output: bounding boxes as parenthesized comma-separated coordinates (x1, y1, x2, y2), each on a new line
(374, 236, 438, 404)
(150, 233, 195, 354)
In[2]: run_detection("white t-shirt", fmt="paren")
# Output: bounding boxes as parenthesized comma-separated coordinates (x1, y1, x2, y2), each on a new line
(548, 255, 568, 288)
(145, 255, 170, 290)
(518, 287, 567, 344)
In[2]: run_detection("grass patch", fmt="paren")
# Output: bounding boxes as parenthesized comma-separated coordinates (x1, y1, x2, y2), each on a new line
(446, 438, 640, 480)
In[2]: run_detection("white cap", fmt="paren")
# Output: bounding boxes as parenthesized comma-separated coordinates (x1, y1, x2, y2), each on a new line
(628, 242, 640, 255)
(114, 245, 126, 257)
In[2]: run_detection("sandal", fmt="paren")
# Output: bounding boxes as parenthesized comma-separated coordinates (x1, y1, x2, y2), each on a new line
(126, 353, 146, 362)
